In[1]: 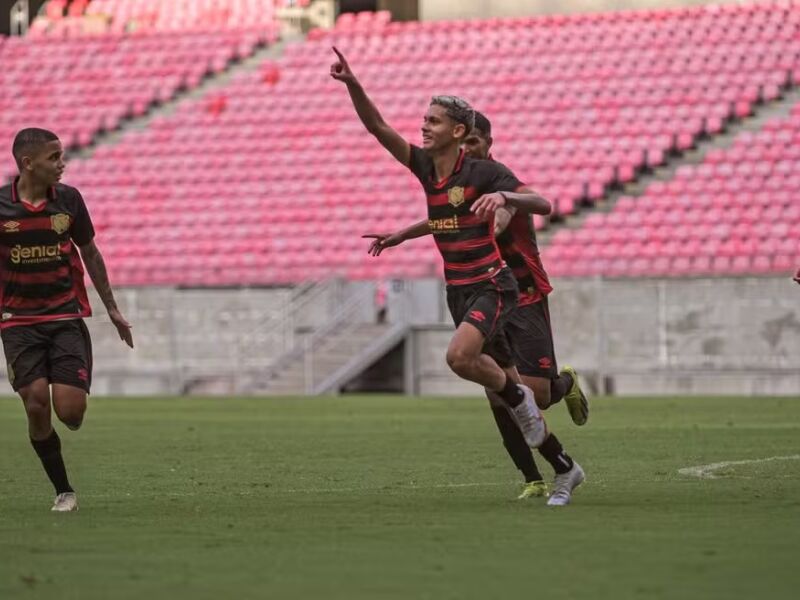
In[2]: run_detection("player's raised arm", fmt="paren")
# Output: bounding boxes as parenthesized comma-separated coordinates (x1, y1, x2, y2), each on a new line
(79, 241, 134, 348)
(363, 219, 431, 256)
(330, 47, 410, 166)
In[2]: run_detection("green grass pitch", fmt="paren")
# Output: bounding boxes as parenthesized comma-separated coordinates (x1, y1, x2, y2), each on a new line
(1, 395, 799, 599)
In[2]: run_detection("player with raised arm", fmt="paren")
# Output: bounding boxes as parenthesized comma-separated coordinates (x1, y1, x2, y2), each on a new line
(0, 128, 133, 512)
(330, 48, 550, 450)
(365, 113, 587, 505)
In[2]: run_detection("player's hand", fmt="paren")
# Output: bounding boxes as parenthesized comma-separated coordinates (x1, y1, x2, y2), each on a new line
(330, 47, 357, 85)
(794, 267, 800, 285)
(493, 207, 514, 236)
(109, 308, 134, 348)
(362, 232, 404, 256)
(471, 192, 507, 220)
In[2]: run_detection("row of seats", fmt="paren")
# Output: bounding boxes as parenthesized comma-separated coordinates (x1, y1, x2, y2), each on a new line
(0, 24, 276, 175)
(542, 101, 800, 277)
(30, 0, 291, 36)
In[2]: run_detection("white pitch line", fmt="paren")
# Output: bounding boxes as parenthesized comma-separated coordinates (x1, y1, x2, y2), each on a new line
(678, 455, 800, 479)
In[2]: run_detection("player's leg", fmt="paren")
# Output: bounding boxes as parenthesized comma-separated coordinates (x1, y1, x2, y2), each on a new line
(444, 273, 547, 447)
(44, 320, 92, 512)
(484, 375, 547, 498)
(518, 379, 584, 505)
(52, 384, 87, 431)
(506, 305, 585, 504)
(515, 298, 589, 424)
(447, 323, 546, 448)
(18, 377, 77, 509)
(49, 319, 92, 431)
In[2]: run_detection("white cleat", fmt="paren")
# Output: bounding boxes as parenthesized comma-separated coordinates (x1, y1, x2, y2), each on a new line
(509, 384, 548, 448)
(51, 492, 78, 512)
(547, 462, 585, 507)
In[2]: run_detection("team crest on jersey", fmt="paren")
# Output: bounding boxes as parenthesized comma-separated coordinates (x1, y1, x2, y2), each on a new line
(51, 213, 71, 234)
(2, 221, 20, 233)
(447, 186, 465, 207)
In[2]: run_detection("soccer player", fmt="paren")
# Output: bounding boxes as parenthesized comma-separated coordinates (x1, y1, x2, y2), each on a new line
(365, 112, 587, 505)
(0, 128, 133, 512)
(330, 47, 549, 450)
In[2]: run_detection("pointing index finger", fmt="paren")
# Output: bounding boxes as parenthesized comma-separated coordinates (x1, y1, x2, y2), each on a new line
(332, 46, 347, 63)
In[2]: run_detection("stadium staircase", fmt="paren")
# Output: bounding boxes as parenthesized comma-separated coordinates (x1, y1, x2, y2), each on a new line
(246, 282, 410, 395)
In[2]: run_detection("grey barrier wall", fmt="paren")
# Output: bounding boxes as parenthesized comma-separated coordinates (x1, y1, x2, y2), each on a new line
(413, 276, 800, 396)
(0, 276, 795, 396)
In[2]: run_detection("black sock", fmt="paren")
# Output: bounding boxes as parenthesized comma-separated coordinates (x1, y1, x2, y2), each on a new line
(537, 433, 574, 475)
(490, 405, 543, 483)
(549, 373, 573, 406)
(31, 430, 73, 495)
(497, 375, 525, 407)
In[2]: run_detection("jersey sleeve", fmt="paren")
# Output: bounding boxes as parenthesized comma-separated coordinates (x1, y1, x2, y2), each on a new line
(407, 144, 432, 182)
(69, 189, 95, 246)
(485, 161, 525, 193)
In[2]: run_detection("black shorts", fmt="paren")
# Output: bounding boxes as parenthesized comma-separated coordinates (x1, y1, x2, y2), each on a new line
(446, 267, 518, 368)
(505, 297, 558, 379)
(1, 319, 93, 393)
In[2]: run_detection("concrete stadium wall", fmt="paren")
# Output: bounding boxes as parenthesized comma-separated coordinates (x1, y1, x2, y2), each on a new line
(0, 276, 795, 397)
(0, 278, 442, 396)
(407, 276, 800, 397)
(419, 0, 748, 21)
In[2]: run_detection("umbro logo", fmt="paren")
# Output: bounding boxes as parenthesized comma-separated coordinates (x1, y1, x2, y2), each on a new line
(3, 221, 20, 232)
(469, 310, 486, 322)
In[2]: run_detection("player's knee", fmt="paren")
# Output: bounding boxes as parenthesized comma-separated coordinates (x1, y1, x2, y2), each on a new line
(446, 346, 474, 378)
(59, 412, 84, 431)
(23, 399, 50, 428)
(55, 403, 86, 431)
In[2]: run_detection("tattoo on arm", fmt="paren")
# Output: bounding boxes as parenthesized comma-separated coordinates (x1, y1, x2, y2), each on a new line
(81, 243, 118, 312)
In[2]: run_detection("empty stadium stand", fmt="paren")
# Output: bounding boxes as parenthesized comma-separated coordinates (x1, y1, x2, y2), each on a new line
(543, 101, 800, 277)
(5, 2, 800, 284)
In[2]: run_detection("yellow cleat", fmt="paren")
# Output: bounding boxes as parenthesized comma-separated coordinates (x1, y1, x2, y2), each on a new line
(560, 365, 589, 426)
(517, 480, 548, 499)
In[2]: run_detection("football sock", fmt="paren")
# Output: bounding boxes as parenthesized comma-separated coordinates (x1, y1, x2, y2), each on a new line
(490, 405, 544, 483)
(498, 375, 525, 407)
(31, 429, 73, 495)
(549, 372, 573, 406)
(537, 433, 574, 475)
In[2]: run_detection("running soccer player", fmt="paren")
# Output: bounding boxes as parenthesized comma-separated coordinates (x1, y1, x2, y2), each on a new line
(365, 112, 587, 505)
(0, 128, 133, 512)
(330, 47, 549, 450)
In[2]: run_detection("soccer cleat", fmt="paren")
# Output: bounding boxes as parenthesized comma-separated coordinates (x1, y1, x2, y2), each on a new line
(518, 480, 548, 499)
(51, 492, 78, 512)
(547, 462, 585, 507)
(510, 384, 548, 448)
(560, 365, 589, 426)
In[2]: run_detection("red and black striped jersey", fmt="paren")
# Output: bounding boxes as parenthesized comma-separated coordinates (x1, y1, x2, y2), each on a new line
(0, 178, 94, 329)
(407, 145, 524, 286)
(496, 211, 553, 306)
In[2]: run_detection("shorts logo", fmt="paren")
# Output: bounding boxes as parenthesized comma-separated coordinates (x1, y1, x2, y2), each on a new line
(469, 310, 486, 322)
(538, 357, 552, 369)
(3, 221, 20, 233)
(77, 368, 89, 382)
(51, 213, 71, 235)
(447, 186, 465, 207)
